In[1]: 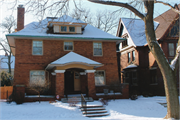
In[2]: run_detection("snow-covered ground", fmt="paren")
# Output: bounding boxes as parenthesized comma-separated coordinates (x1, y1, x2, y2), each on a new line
(0, 96, 168, 120)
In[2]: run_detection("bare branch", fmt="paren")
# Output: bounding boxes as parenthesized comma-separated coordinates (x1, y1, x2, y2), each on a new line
(87, 0, 145, 19)
(155, 0, 180, 14)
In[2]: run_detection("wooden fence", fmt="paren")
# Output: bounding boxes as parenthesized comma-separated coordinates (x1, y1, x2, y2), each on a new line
(0, 86, 13, 99)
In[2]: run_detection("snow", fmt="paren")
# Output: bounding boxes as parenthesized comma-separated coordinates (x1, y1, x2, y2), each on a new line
(7, 15, 122, 40)
(0, 55, 15, 69)
(124, 64, 137, 69)
(120, 18, 159, 49)
(0, 96, 169, 120)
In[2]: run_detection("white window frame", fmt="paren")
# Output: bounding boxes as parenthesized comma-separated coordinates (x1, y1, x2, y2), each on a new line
(32, 40, 43, 55)
(64, 41, 74, 51)
(93, 42, 103, 56)
(94, 70, 105, 86)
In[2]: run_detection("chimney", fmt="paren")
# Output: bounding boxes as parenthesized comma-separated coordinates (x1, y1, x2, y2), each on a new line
(17, 5, 24, 31)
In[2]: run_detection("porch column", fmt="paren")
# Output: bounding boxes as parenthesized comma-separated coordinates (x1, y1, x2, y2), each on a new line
(86, 70, 96, 98)
(55, 70, 65, 100)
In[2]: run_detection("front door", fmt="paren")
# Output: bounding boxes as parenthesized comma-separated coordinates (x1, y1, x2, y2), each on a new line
(74, 72, 81, 91)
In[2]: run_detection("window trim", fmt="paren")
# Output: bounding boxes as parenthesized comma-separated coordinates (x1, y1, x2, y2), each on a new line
(94, 70, 106, 86)
(32, 40, 43, 55)
(64, 41, 74, 51)
(93, 42, 103, 56)
(29, 70, 46, 85)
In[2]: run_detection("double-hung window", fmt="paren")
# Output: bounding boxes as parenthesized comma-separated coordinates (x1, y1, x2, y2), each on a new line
(30, 71, 45, 85)
(95, 71, 105, 85)
(64, 42, 73, 51)
(61, 26, 67, 32)
(93, 42, 102, 56)
(32, 41, 43, 55)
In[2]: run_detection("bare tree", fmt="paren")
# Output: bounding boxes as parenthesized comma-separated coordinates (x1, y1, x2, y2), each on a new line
(87, 0, 180, 119)
(0, 15, 16, 74)
(70, 7, 119, 34)
(27, 78, 50, 103)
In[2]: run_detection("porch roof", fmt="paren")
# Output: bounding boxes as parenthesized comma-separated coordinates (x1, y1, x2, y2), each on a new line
(45, 51, 103, 70)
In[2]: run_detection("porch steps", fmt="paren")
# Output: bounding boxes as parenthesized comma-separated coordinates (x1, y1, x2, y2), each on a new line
(61, 97, 93, 103)
(81, 105, 109, 117)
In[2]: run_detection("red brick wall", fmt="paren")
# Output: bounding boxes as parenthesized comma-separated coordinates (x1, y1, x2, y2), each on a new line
(17, 6, 24, 31)
(56, 73, 64, 99)
(14, 39, 119, 90)
(87, 73, 96, 98)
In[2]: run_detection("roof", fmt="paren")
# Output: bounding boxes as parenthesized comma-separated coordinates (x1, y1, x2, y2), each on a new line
(7, 15, 124, 55)
(120, 18, 159, 47)
(46, 51, 103, 70)
(123, 64, 137, 70)
(154, 4, 180, 40)
(0, 55, 15, 69)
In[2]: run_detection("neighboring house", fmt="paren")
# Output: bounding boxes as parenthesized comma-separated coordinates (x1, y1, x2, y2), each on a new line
(0, 55, 15, 76)
(117, 5, 179, 96)
(6, 5, 127, 100)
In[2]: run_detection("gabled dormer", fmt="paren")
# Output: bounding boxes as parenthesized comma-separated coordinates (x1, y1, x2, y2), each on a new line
(46, 17, 87, 34)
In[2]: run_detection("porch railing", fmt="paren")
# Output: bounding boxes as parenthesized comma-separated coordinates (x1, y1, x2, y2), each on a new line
(81, 93, 87, 115)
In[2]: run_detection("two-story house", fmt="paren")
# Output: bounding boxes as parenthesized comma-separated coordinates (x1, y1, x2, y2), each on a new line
(6, 5, 127, 101)
(117, 5, 179, 96)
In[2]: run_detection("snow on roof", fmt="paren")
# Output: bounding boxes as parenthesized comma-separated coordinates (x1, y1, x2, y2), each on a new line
(7, 15, 122, 40)
(124, 64, 137, 69)
(121, 18, 159, 46)
(0, 55, 15, 69)
(50, 51, 102, 65)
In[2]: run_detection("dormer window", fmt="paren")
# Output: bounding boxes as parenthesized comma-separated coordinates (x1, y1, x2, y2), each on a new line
(61, 26, 67, 32)
(48, 21, 87, 34)
(69, 27, 75, 32)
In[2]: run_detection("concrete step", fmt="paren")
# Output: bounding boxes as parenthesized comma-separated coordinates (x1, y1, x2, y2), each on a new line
(61, 97, 93, 103)
(83, 110, 108, 114)
(80, 105, 103, 108)
(81, 108, 106, 111)
(85, 113, 109, 117)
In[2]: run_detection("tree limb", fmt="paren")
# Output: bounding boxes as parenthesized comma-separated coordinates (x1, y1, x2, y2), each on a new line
(155, 0, 180, 14)
(87, 0, 145, 19)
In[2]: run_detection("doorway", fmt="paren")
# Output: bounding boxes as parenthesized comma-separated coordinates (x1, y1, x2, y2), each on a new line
(64, 68, 84, 94)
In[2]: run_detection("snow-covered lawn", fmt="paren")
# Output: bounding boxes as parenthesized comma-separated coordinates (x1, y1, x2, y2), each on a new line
(0, 96, 168, 120)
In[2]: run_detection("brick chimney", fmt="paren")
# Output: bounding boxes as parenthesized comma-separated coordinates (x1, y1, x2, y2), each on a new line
(17, 5, 24, 31)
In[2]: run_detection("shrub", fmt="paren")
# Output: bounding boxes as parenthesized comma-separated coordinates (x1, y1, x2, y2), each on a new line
(0, 71, 13, 86)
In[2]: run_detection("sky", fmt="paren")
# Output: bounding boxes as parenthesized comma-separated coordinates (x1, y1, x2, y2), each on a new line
(0, 0, 180, 55)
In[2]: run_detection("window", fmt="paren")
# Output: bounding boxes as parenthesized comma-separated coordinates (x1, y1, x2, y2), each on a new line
(123, 72, 130, 83)
(128, 52, 131, 63)
(32, 41, 43, 55)
(30, 71, 45, 85)
(122, 40, 128, 48)
(61, 26, 67, 32)
(150, 69, 157, 84)
(93, 42, 102, 56)
(64, 42, 73, 51)
(168, 43, 175, 56)
(132, 50, 135, 61)
(95, 71, 105, 85)
(119, 23, 124, 37)
(69, 27, 75, 32)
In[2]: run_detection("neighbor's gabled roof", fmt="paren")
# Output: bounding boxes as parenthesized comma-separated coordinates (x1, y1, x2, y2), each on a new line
(154, 4, 180, 40)
(45, 51, 103, 70)
(6, 15, 125, 55)
(120, 18, 159, 47)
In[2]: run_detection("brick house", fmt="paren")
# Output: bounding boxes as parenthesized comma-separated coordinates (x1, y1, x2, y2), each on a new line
(6, 5, 128, 101)
(117, 6, 179, 96)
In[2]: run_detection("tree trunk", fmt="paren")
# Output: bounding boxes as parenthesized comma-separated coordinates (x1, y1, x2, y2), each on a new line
(144, 1, 179, 119)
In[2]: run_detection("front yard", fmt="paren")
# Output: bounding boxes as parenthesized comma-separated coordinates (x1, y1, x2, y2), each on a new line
(0, 96, 168, 120)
